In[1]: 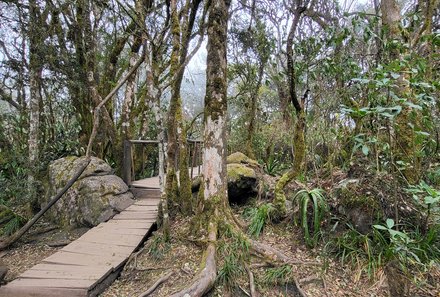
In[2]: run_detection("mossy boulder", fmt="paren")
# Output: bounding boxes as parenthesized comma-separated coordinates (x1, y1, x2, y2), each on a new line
(227, 152, 259, 166)
(227, 163, 258, 204)
(43, 156, 134, 228)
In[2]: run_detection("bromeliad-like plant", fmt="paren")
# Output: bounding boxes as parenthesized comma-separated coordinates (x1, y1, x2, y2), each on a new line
(292, 188, 327, 247)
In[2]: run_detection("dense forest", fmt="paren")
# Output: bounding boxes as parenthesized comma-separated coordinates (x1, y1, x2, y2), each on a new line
(0, 0, 439, 296)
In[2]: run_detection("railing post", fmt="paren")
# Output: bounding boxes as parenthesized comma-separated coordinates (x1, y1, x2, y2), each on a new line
(122, 140, 132, 186)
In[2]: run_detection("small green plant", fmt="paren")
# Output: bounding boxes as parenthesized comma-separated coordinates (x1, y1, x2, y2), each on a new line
(406, 181, 440, 227)
(247, 203, 274, 237)
(2, 214, 25, 236)
(325, 225, 385, 277)
(262, 264, 293, 285)
(217, 224, 249, 287)
(292, 188, 327, 247)
(146, 233, 170, 260)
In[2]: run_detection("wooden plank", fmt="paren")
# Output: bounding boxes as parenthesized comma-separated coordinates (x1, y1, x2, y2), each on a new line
(124, 205, 158, 211)
(29, 263, 110, 274)
(103, 221, 155, 230)
(43, 251, 125, 267)
(7, 278, 94, 289)
(77, 233, 144, 247)
(61, 241, 134, 256)
(0, 286, 87, 297)
(112, 213, 157, 220)
(20, 269, 102, 280)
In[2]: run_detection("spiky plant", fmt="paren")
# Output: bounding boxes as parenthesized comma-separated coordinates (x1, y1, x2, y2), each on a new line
(292, 188, 327, 247)
(247, 203, 275, 237)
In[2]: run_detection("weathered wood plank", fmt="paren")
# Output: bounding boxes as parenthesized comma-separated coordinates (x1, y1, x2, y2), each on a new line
(0, 286, 87, 297)
(7, 278, 94, 289)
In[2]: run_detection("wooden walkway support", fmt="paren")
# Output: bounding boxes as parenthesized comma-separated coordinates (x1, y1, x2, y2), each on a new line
(0, 180, 161, 297)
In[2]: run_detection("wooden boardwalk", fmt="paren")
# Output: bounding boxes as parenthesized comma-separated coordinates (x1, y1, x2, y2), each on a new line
(0, 178, 161, 297)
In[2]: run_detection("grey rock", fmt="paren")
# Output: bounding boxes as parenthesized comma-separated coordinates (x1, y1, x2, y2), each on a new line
(43, 156, 134, 228)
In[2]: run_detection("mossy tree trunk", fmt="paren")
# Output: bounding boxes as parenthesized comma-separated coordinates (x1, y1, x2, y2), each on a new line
(164, 0, 182, 220)
(381, 0, 421, 184)
(273, 5, 307, 219)
(170, 0, 231, 295)
(28, 0, 44, 204)
(165, 0, 202, 218)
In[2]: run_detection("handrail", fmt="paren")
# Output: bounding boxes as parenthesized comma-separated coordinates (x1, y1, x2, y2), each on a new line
(122, 138, 203, 187)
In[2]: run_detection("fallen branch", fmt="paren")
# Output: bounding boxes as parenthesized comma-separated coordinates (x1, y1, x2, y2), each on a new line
(138, 270, 175, 297)
(0, 158, 91, 250)
(246, 266, 258, 297)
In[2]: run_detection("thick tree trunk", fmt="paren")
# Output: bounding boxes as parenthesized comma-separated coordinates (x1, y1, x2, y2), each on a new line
(170, 0, 231, 295)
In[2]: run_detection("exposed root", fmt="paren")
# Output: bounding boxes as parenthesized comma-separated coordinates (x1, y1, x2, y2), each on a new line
(169, 220, 217, 297)
(246, 266, 258, 297)
(138, 270, 175, 297)
(294, 277, 308, 297)
(250, 240, 320, 266)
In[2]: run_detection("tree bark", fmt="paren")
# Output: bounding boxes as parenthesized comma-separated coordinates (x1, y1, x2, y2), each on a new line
(27, 0, 43, 204)
(381, 0, 421, 184)
(170, 0, 231, 295)
(273, 5, 307, 218)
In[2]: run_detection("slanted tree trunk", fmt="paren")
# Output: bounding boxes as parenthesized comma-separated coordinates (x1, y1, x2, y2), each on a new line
(273, 5, 307, 219)
(170, 0, 231, 295)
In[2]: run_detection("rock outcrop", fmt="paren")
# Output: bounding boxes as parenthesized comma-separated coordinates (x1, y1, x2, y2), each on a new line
(43, 156, 134, 228)
(227, 153, 259, 204)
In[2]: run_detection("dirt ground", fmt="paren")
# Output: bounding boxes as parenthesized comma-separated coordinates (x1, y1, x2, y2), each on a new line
(1, 213, 438, 297)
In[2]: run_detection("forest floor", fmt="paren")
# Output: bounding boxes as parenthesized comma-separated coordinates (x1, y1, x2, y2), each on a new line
(1, 205, 438, 296)
(100, 211, 393, 297)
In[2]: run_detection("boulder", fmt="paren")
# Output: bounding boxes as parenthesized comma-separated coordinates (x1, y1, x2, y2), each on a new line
(227, 152, 259, 166)
(43, 156, 134, 228)
(227, 162, 258, 204)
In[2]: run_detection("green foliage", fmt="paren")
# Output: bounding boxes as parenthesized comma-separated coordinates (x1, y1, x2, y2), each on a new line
(327, 220, 440, 279)
(246, 203, 274, 237)
(2, 214, 25, 236)
(262, 264, 293, 285)
(292, 188, 327, 247)
(217, 224, 250, 287)
(146, 233, 170, 260)
(406, 181, 440, 226)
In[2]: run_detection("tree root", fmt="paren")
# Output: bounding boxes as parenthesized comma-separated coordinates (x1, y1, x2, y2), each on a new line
(246, 265, 257, 297)
(250, 240, 320, 266)
(169, 220, 217, 297)
(138, 270, 175, 297)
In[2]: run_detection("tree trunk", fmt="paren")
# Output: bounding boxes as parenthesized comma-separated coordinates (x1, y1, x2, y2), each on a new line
(273, 5, 307, 219)
(381, 0, 421, 184)
(27, 0, 43, 204)
(170, 0, 231, 295)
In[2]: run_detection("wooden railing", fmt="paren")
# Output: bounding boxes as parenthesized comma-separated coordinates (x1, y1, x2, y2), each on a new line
(122, 139, 203, 186)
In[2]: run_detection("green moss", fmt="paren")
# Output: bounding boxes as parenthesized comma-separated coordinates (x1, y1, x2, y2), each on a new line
(226, 152, 258, 166)
(227, 163, 256, 182)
